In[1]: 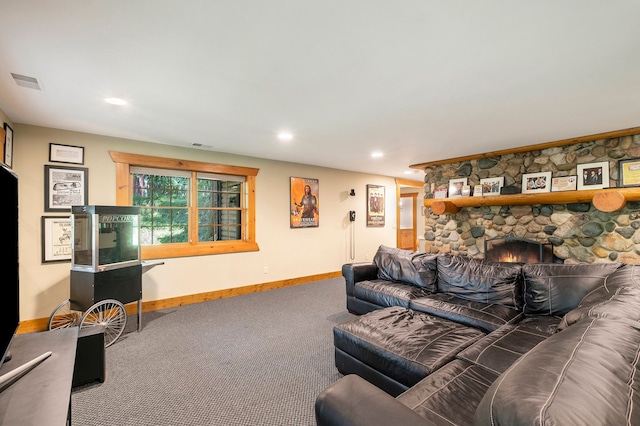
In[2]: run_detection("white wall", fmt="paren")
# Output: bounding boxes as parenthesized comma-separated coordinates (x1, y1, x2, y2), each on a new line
(13, 124, 408, 321)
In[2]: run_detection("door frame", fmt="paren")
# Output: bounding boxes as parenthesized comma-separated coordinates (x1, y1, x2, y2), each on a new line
(395, 178, 424, 250)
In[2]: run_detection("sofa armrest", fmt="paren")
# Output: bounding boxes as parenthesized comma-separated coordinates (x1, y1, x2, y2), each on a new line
(342, 262, 378, 296)
(315, 375, 428, 426)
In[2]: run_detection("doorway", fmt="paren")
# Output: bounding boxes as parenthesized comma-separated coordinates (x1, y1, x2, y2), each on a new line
(395, 178, 424, 251)
(399, 193, 417, 250)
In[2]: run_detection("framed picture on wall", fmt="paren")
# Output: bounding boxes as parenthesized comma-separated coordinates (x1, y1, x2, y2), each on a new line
(41, 216, 72, 263)
(290, 176, 319, 228)
(4, 123, 13, 168)
(44, 165, 89, 212)
(366, 184, 385, 227)
(49, 143, 84, 164)
(577, 161, 609, 190)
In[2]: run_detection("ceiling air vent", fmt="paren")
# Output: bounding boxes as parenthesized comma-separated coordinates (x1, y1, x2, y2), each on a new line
(11, 73, 41, 90)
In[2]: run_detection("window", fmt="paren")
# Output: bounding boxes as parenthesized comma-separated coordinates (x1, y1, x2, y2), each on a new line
(111, 151, 259, 259)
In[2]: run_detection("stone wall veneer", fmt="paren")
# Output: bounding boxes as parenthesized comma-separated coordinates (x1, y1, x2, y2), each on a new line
(422, 134, 640, 264)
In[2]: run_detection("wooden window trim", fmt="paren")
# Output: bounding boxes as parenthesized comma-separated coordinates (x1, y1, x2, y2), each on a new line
(110, 151, 259, 259)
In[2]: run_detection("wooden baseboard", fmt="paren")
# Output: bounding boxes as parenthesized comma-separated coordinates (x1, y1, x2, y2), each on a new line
(17, 271, 342, 334)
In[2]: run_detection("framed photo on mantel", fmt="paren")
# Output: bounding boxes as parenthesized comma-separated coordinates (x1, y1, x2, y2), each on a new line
(522, 171, 552, 194)
(480, 176, 504, 196)
(618, 158, 640, 187)
(577, 161, 609, 190)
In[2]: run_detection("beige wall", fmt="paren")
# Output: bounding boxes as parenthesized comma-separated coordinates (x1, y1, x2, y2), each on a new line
(11, 123, 407, 321)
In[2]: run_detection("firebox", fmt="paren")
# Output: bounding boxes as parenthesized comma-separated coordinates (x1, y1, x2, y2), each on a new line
(484, 235, 559, 264)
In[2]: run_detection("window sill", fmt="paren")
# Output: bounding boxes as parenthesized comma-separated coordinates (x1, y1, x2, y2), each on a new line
(141, 240, 260, 260)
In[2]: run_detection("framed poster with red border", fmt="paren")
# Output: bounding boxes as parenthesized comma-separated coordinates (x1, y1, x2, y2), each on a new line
(290, 177, 319, 228)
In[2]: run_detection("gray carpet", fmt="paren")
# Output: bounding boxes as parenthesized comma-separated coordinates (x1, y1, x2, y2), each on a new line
(71, 278, 355, 426)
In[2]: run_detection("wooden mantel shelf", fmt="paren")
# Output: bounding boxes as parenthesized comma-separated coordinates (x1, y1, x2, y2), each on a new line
(424, 187, 640, 214)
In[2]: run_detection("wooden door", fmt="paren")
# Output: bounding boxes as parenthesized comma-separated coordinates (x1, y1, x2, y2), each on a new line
(398, 193, 417, 250)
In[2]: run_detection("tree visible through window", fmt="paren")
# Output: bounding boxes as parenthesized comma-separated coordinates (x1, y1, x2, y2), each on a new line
(133, 172, 190, 245)
(111, 151, 259, 259)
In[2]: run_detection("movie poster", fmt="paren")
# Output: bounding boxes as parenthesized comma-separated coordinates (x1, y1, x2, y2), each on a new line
(367, 184, 385, 227)
(290, 177, 319, 228)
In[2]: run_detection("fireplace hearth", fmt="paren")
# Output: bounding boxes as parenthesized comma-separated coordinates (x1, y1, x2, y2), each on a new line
(484, 235, 558, 264)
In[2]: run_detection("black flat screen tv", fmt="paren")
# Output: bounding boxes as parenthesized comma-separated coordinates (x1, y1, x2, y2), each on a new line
(0, 163, 19, 367)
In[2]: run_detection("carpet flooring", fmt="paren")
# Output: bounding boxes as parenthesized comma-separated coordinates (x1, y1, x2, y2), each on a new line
(71, 277, 355, 426)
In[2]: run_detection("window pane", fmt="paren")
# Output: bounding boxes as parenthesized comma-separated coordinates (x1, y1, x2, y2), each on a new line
(197, 191, 212, 207)
(198, 210, 212, 225)
(169, 225, 188, 243)
(198, 179, 212, 191)
(152, 189, 171, 206)
(151, 176, 168, 188)
(173, 208, 188, 225)
(172, 177, 188, 190)
(226, 182, 242, 192)
(226, 210, 241, 224)
(228, 194, 240, 208)
(217, 225, 241, 240)
(198, 226, 214, 242)
(152, 227, 171, 244)
(140, 226, 153, 245)
(172, 190, 188, 207)
(153, 208, 172, 226)
(133, 171, 190, 246)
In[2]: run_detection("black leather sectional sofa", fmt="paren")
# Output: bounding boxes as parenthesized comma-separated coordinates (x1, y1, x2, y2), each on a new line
(315, 246, 640, 425)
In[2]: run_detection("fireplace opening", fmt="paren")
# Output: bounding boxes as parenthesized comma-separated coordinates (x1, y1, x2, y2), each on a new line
(484, 235, 560, 264)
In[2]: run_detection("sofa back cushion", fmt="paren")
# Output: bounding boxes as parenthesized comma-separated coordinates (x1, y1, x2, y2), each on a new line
(373, 245, 438, 292)
(436, 254, 522, 308)
(558, 263, 640, 330)
(474, 317, 640, 426)
(522, 263, 620, 316)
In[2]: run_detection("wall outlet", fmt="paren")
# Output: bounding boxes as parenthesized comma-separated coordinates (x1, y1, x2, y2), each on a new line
(263, 266, 268, 274)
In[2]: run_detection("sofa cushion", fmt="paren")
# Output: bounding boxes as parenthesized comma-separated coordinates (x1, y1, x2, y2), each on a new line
(475, 317, 640, 426)
(558, 264, 640, 331)
(354, 280, 432, 309)
(522, 262, 621, 316)
(409, 294, 522, 333)
(373, 245, 438, 291)
(333, 307, 485, 387)
(456, 322, 552, 375)
(397, 359, 498, 426)
(436, 254, 522, 308)
(513, 314, 563, 335)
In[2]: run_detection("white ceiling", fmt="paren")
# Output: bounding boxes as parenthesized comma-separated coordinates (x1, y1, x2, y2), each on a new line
(1, 1, 639, 181)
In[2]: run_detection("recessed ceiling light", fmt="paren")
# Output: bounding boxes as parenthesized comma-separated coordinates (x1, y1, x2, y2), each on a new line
(371, 152, 384, 158)
(277, 131, 294, 141)
(404, 170, 418, 175)
(105, 97, 127, 106)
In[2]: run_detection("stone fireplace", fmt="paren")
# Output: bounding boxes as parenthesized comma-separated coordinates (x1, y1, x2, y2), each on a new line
(484, 235, 558, 263)
(420, 132, 640, 264)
